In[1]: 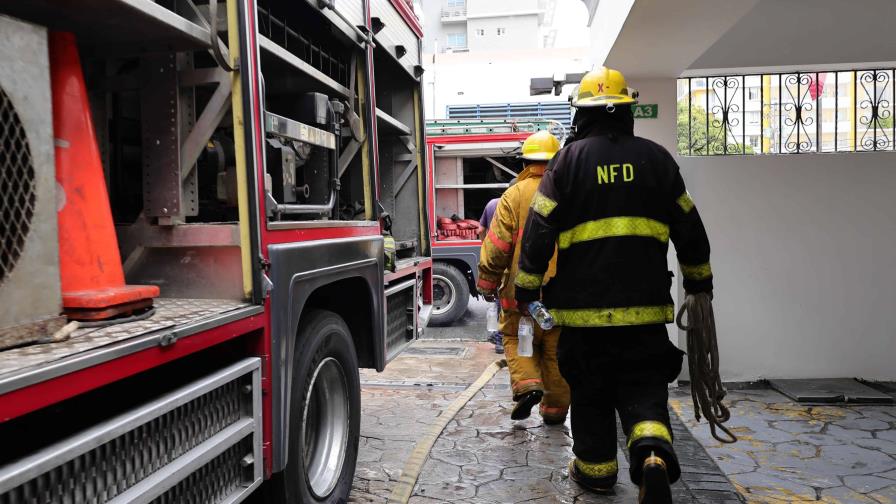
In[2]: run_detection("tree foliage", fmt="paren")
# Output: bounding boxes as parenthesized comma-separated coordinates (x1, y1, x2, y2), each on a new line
(677, 99, 754, 155)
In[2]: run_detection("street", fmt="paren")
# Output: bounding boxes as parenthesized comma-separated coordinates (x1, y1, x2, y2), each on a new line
(353, 299, 896, 503)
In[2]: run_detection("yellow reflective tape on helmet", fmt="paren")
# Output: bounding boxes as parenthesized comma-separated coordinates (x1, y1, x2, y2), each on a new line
(521, 131, 560, 161)
(677, 191, 695, 213)
(557, 217, 669, 249)
(530, 191, 558, 218)
(628, 420, 672, 448)
(680, 262, 712, 280)
(551, 305, 674, 327)
(574, 458, 619, 479)
(515, 270, 544, 290)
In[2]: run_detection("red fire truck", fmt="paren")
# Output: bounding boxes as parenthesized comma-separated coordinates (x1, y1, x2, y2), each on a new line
(424, 119, 559, 325)
(0, 0, 430, 502)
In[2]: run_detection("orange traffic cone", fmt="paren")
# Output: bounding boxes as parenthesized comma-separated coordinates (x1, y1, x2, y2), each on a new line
(50, 32, 159, 321)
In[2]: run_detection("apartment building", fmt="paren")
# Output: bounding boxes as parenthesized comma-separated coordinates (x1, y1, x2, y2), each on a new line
(421, 0, 557, 53)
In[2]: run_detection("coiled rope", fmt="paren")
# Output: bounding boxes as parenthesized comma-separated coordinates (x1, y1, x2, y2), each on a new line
(676, 293, 737, 444)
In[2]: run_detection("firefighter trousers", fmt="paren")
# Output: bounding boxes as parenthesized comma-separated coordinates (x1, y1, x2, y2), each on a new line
(501, 311, 570, 422)
(557, 324, 685, 486)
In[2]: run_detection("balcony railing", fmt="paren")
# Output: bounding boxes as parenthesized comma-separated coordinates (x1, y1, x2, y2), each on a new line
(440, 7, 467, 20)
(678, 69, 896, 155)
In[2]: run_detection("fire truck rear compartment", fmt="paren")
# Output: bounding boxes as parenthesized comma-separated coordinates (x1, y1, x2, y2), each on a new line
(374, 44, 426, 255)
(0, 0, 430, 500)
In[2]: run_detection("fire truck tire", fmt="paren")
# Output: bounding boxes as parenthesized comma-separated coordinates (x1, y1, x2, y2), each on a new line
(430, 262, 470, 326)
(271, 309, 361, 504)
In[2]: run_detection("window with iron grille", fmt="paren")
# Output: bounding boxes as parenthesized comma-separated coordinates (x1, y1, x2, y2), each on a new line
(677, 69, 896, 156)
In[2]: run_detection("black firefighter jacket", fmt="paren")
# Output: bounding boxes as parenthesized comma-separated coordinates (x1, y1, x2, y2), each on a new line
(514, 123, 713, 328)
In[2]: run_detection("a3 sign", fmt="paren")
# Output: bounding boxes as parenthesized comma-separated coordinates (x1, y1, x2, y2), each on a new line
(633, 104, 658, 119)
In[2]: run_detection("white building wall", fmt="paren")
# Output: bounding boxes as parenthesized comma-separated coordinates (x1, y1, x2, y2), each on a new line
(467, 15, 539, 52)
(466, 0, 539, 18)
(630, 77, 896, 382)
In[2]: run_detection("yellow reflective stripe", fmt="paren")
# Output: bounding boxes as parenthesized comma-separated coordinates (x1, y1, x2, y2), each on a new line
(677, 192, 695, 213)
(680, 262, 712, 280)
(515, 270, 544, 290)
(628, 421, 672, 448)
(575, 458, 619, 479)
(557, 217, 668, 249)
(531, 191, 558, 218)
(551, 305, 674, 327)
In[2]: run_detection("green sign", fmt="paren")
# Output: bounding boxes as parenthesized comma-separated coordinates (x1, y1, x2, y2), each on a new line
(633, 104, 658, 119)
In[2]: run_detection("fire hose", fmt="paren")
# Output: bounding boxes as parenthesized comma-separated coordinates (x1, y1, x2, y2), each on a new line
(387, 359, 508, 504)
(676, 292, 737, 444)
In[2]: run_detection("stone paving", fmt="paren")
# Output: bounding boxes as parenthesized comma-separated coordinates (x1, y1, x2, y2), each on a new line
(352, 300, 896, 503)
(353, 340, 740, 503)
(671, 388, 896, 504)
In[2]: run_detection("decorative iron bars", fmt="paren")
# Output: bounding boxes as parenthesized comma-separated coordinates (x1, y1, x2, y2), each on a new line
(677, 69, 895, 156)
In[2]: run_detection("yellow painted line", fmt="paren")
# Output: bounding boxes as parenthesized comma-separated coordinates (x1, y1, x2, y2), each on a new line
(387, 359, 508, 504)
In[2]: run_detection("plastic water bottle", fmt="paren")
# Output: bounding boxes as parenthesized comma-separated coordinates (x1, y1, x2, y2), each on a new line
(517, 317, 534, 357)
(528, 301, 554, 330)
(486, 303, 499, 333)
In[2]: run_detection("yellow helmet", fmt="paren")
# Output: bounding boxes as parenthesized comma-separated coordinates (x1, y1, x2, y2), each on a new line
(572, 66, 639, 108)
(520, 130, 561, 161)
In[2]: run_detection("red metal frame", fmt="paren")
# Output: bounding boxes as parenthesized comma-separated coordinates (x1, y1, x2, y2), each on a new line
(388, 0, 423, 39)
(0, 314, 265, 422)
(426, 132, 531, 249)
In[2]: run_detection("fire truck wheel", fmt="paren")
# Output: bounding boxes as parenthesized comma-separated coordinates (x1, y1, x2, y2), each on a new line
(430, 262, 470, 326)
(273, 309, 361, 503)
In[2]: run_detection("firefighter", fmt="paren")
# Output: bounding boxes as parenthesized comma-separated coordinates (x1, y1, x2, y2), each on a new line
(514, 67, 713, 504)
(477, 130, 570, 425)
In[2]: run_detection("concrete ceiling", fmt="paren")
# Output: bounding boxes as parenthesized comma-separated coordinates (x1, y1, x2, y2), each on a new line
(603, 0, 758, 78)
(688, 0, 896, 73)
(603, 0, 896, 79)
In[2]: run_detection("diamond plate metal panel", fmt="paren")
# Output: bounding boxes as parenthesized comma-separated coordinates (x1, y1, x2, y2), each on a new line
(385, 284, 414, 360)
(0, 359, 261, 504)
(150, 438, 253, 504)
(0, 298, 250, 380)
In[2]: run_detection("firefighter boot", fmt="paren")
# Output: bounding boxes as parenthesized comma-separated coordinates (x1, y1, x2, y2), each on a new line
(638, 452, 673, 504)
(567, 458, 617, 494)
(511, 390, 543, 420)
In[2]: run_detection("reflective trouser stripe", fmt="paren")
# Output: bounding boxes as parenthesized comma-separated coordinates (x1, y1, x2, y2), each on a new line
(558, 217, 669, 249)
(515, 270, 544, 290)
(551, 305, 674, 327)
(477, 277, 498, 290)
(680, 262, 712, 280)
(540, 405, 568, 417)
(512, 378, 543, 393)
(628, 420, 673, 448)
(575, 458, 619, 479)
